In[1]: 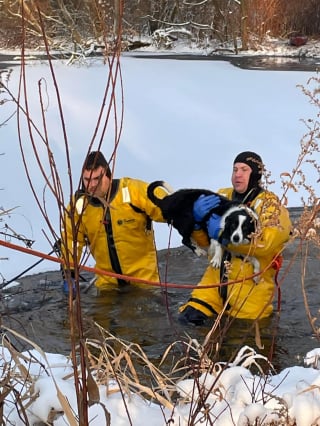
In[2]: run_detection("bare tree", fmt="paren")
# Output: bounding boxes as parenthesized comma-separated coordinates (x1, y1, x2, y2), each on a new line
(240, 0, 248, 50)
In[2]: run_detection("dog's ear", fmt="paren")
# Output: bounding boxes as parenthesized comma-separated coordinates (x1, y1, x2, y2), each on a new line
(247, 216, 258, 234)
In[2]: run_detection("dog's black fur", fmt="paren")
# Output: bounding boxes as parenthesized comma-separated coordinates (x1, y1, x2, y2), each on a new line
(148, 180, 260, 280)
(147, 180, 241, 254)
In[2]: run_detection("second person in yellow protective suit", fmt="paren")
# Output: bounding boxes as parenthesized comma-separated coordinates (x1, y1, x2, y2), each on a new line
(60, 151, 169, 294)
(178, 151, 292, 325)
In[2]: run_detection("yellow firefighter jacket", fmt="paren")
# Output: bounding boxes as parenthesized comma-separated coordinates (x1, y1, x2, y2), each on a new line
(61, 177, 168, 290)
(180, 187, 292, 320)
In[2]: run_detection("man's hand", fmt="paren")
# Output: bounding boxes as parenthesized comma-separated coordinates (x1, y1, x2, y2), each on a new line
(62, 278, 76, 299)
(193, 194, 221, 223)
(207, 213, 222, 240)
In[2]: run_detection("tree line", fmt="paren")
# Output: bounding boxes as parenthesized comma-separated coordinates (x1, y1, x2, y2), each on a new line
(0, 0, 319, 52)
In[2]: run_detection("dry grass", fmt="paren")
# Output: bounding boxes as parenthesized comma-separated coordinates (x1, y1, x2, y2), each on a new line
(0, 322, 277, 424)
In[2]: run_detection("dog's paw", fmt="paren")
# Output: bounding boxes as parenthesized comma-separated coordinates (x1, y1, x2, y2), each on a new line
(250, 257, 260, 283)
(253, 275, 260, 284)
(210, 254, 221, 269)
(209, 239, 223, 268)
(195, 247, 207, 257)
(252, 267, 260, 283)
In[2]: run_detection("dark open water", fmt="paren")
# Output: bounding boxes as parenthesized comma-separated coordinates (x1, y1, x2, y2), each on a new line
(2, 50, 320, 72)
(129, 52, 320, 72)
(1, 207, 320, 373)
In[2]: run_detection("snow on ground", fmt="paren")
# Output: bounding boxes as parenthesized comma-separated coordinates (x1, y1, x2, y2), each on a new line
(132, 33, 320, 59)
(2, 344, 320, 425)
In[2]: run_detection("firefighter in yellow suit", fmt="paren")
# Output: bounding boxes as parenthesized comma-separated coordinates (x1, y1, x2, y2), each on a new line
(61, 151, 168, 293)
(178, 151, 292, 325)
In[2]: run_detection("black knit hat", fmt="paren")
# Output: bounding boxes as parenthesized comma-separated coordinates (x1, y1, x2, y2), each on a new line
(233, 151, 263, 183)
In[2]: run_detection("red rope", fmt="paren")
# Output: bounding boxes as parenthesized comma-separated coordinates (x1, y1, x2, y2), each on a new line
(0, 238, 278, 291)
(0, 238, 222, 289)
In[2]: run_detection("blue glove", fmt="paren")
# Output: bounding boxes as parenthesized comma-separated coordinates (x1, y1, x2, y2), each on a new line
(62, 279, 76, 299)
(207, 213, 222, 240)
(193, 194, 221, 223)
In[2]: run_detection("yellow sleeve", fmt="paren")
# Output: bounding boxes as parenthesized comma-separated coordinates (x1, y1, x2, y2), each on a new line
(126, 178, 170, 223)
(191, 229, 210, 248)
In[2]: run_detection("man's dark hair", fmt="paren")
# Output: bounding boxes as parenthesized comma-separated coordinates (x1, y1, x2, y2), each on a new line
(82, 151, 111, 178)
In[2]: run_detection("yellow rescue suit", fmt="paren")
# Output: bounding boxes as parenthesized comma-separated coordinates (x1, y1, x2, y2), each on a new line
(61, 177, 167, 290)
(180, 187, 292, 320)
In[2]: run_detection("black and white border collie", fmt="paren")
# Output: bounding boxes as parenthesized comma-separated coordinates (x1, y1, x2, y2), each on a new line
(147, 180, 260, 279)
(209, 205, 260, 282)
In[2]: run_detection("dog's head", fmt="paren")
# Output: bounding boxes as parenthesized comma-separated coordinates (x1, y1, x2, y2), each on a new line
(219, 206, 258, 246)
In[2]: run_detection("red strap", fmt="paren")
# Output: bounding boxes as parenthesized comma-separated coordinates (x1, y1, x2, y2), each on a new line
(272, 255, 283, 271)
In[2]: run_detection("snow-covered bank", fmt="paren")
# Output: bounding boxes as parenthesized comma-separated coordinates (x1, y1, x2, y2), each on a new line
(2, 340, 320, 425)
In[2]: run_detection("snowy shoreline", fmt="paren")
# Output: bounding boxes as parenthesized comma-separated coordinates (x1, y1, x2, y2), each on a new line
(2, 39, 320, 72)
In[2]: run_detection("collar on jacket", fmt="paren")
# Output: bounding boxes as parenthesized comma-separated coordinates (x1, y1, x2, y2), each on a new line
(232, 186, 263, 205)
